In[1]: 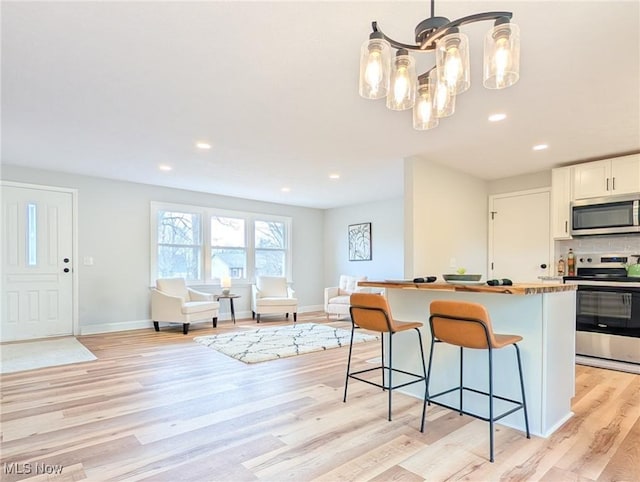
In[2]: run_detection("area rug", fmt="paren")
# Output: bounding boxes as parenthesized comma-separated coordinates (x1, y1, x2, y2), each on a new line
(0, 337, 97, 374)
(193, 323, 379, 364)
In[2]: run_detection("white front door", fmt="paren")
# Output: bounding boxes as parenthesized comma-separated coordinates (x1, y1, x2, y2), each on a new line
(489, 189, 551, 283)
(1, 184, 75, 341)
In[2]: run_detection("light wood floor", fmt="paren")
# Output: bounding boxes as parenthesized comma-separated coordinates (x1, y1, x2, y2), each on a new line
(1, 312, 638, 481)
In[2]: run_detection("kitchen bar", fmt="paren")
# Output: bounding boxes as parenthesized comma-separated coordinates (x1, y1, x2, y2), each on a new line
(359, 281, 577, 437)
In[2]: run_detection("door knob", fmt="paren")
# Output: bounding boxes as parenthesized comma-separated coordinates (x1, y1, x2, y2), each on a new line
(64, 268, 70, 273)
(540, 264, 547, 269)
(63, 258, 70, 263)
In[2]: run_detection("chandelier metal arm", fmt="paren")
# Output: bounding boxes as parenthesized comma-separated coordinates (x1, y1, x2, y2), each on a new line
(372, 11, 513, 51)
(371, 21, 425, 52)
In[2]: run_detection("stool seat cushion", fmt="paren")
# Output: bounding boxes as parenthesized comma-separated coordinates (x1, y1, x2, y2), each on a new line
(493, 333, 523, 348)
(393, 320, 424, 332)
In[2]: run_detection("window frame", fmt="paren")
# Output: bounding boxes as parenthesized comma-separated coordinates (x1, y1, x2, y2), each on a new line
(150, 201, 292, 286)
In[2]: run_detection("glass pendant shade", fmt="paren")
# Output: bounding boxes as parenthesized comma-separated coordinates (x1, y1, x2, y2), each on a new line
(359, 34, 391, 99)
(413, 78, 439, 130)
(429, 68, 455, 118)
(483, 22, 520, 89)
(436, 32, 470, 95)
(386, 50, 416, 110)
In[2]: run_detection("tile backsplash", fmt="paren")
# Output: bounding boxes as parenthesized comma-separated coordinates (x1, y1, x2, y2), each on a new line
(556, 234, 640, 257)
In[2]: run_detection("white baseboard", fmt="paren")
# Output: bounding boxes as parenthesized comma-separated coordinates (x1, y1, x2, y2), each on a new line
(78, 305, 326, 335)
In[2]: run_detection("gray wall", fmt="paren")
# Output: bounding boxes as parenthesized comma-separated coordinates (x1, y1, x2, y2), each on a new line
(2, 165, 325, 332)
(323, 198, 404, 286)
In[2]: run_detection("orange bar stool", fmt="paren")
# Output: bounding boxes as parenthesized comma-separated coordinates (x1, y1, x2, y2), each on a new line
(344, 293, 427, 430)
(424, 300, 530, 462)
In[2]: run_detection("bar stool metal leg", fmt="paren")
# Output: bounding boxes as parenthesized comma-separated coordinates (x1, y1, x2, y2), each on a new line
(343, 324, 356, 403)
(388, 333, 393, 421)
(459, 347, 464, 416)
(515, 344, 531, 438)
(488, 346, 494, 463)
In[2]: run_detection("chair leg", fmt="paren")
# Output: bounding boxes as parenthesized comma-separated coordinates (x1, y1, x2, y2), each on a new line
(488, 347, 494, 463)
(459, 347, 464, 416)
(415, 328, 428, 433)
(294, 312, 297, 322)
(212, 317, 218, 329)
(257, 314, 260, 323)
(183, 323, 190, 335)
(422, 337, 436, 432)
(252, 311, 255, 320)
(286, 313, 289, 319)
(381, 334, 386, 392)
(343, 323, 356, 403)
(388, 332, 393, 421)
(515, 344, 530, 439)
(153, 321, 160, 332)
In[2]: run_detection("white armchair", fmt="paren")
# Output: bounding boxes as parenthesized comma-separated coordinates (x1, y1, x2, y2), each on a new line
(151, 278, 220, 334)
(251, 276, 298, 323)
(324, 275, 368, 319)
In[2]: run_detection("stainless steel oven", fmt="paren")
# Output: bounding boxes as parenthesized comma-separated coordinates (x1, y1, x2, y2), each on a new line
(564, 253, 640, 372)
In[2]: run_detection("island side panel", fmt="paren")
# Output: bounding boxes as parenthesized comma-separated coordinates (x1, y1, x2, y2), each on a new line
(385, 288, 574, 437)
(541, 290, 576, 435)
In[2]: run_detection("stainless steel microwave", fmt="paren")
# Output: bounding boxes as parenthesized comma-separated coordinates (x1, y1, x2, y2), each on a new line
(571, 194, 640, 236)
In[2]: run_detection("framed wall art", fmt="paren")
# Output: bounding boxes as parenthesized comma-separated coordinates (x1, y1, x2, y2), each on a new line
(348, 222, 372, 261)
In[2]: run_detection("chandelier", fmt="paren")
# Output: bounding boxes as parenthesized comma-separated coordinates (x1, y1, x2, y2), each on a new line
(358, 0, 520, 130)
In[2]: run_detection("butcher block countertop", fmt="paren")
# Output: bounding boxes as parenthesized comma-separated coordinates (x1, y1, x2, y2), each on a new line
(359, 280, 576, 295)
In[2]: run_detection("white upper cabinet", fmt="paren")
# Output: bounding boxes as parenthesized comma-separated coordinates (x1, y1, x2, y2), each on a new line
(573, 154, 640, 199)
(551, 166, 572, 239)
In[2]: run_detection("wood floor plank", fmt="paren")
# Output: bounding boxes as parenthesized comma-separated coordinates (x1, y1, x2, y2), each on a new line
(1, 313, 638, 481)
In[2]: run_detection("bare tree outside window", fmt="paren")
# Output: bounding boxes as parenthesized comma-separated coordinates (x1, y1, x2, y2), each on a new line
(157, 211, 202, 279)
(255, 220, 287, 277)
(211, 216, 246, 280)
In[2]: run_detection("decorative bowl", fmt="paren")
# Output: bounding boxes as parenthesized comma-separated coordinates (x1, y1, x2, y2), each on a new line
(443, 274, 482, 282)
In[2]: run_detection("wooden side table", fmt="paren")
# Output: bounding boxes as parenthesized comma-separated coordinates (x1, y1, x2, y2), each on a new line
(214, 294, 241, 324)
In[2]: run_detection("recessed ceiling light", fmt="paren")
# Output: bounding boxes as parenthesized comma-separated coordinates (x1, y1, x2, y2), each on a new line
(532, 144, 549, 151)
(281, 187, 291, 193)
(158, 165, 173, 171)
(488, 113, 507, 122)
(329, 174, 340, 180)
(196, 142, 211, 149)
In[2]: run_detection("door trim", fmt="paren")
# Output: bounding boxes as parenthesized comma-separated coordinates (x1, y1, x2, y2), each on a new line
(488, 187, 552, 280)
(1, 180, 79, 337)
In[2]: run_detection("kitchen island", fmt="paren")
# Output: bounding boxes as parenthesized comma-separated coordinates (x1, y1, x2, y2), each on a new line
(358, 281, 577, 437)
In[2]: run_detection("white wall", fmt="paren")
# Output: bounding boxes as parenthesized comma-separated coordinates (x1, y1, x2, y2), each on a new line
(488, 170, 551, 194)
(323, 198, 404, 286)
(404, 158, 488, 278)
(1, 166, 325, 332)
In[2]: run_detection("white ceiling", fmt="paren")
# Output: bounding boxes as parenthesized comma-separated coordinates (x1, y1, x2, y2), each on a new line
(2, 1, 639, 209)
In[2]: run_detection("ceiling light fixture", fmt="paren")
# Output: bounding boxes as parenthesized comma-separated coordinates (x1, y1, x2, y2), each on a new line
(281, 187, 291, 193)
(196, 142, 211, 149)
(359, 0, 520, 131)
(329, 174, 340, 179)
(158, 165, 173, 171)
(533, 144, 549, 151)
(488, 113, 507, 122)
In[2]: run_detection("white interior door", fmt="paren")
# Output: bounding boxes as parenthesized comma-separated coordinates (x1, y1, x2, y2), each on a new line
(1, 184, 74, 341)
(489, 189, 551, 282)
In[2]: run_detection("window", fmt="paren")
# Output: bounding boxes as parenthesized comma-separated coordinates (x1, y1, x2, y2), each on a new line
(156, 210, 202, 280)
(255, 220, 287, 277)
(211, 216, 246, 280)
(151, 202, 291, 285)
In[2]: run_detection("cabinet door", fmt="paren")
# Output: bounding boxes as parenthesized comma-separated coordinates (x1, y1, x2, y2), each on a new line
(551, 167, 572, 239)
(573, 160, 610, 199)
(610, 154, 640, 195)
